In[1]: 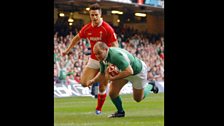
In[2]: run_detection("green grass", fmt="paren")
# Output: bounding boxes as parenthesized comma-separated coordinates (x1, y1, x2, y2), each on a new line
(54, 93, 164, 126)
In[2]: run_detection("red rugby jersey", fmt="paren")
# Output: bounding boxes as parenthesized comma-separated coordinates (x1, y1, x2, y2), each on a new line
(78, 20, 117, 60)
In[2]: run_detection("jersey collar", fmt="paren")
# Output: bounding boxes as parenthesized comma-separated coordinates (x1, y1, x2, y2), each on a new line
(91, 18, 103, 27)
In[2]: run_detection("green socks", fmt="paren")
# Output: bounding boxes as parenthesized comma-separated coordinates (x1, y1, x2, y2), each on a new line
(111, 96, 124, 112)
(111, 84, 153, 112)
(143, 84, 153, 99)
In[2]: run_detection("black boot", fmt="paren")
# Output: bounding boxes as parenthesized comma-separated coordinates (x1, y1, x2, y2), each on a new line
(148, 80, 159, 94)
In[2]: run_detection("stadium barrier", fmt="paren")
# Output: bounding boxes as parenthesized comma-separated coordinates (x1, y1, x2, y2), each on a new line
(54, 81, 164, 98)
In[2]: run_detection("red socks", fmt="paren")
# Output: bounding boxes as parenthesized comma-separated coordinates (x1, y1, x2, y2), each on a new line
(96, 93, 107, 111)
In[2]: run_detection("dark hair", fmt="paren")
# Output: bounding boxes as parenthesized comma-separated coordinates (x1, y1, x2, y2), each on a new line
(89, 3, 101, 11)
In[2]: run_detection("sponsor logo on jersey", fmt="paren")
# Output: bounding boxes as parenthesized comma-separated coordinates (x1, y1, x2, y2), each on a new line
(90, 37, 101, 41)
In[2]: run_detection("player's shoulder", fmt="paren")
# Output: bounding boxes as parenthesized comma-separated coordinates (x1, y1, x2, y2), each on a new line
(102, 21, 109, 26)
(109, 47, 117, 51)
(110, 47, 123, 51)
(102, 21, 113, 29)
(81, 22, 92, 30)
(109, 47, 123, 56)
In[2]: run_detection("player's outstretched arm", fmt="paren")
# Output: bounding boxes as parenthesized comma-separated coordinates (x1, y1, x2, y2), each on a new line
(62, 34, 81, 56)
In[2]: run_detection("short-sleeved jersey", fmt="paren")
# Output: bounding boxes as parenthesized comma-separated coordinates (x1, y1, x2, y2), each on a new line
(79, 20, 117, 60)
(100, 47, 142, 75)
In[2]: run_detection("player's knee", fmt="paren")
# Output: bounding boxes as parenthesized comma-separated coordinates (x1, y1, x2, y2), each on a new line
(109, 92, 117, 99)
(80, 80, 88, 87)
(99, 88, 105, 93)
(81, 83, 88, 87)
(133, 97, 142, 103)
(99, 84, 106, 92)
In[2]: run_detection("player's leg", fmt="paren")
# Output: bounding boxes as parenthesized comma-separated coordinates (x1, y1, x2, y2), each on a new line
(81, 58, 108, 115)
(95, 73, 109, 114)
(80, 66, 107, 114)
(131, 75, 151, 102)
(81, 67, 107, 115)
(80, 58, 100, 87)
(132, 79, 158, 102)
(80, 66, 99, 87)
(108, 79, 128, 118)
(131, 60, 158, 102)
(141, 60, 159, 97)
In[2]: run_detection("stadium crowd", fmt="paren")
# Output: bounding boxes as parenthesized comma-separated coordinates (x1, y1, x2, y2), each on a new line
(54, 26, 164, 85)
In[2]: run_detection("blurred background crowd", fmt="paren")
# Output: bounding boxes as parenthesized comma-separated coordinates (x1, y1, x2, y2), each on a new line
(54, 25, 164, 85)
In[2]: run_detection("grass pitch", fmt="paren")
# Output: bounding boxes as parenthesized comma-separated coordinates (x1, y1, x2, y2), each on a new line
(54, 93, 164, 126)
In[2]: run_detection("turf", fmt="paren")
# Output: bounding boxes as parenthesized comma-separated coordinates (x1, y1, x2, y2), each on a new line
(54, 93, 164, 126)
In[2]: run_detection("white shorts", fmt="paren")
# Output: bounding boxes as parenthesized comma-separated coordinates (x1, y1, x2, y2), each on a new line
(86, 58, 100, 69)
(124, 60, 148, 89)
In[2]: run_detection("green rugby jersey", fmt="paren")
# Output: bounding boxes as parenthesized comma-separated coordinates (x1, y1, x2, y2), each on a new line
(100, 47, 142, 75)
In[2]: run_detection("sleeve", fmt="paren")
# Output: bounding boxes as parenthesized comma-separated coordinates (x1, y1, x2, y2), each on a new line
(78, 24, 89, 38)
(106, 26, 117, 46)
(112, 53, 130, 71)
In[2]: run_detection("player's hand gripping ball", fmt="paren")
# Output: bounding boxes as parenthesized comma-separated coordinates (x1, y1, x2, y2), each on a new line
(108, 64, 119, 77)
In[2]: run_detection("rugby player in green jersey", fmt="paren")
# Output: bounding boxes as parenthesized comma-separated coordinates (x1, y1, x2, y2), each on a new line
(87, 42, 159, 118)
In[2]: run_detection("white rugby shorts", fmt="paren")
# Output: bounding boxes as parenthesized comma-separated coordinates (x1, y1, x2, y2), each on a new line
(86, 58, 100, 69)
(124, 60, 148, 89)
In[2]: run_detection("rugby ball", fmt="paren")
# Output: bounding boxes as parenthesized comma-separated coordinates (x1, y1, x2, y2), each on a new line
(108, 64, 119, 77)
